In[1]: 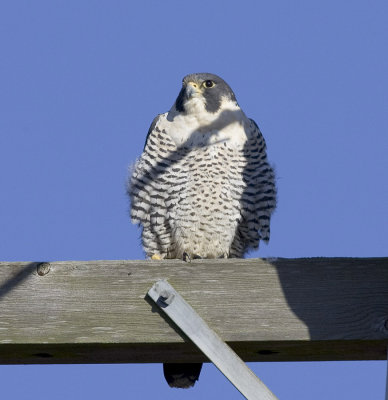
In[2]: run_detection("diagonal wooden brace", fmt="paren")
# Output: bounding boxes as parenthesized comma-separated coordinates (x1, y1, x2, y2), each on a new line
(148, 279, 279, 400)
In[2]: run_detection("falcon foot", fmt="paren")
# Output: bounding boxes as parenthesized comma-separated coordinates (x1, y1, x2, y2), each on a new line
(182, 252, 191, 263)
(151, 254, 162, 260)
(182, 253, 202, 262)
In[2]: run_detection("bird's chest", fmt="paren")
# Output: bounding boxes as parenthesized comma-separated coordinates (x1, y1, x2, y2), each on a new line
(166, 144, 245, 219)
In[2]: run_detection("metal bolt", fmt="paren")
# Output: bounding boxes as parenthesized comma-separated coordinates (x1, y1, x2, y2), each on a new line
(160, 290, 175, 305)
(156, 289, 175, 308)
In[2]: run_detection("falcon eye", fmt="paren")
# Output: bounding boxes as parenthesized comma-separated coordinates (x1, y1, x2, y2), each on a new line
(203, 80, 215, 88)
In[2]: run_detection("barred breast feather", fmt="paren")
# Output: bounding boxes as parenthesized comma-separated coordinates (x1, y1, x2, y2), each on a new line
(129, 113, 276, 259)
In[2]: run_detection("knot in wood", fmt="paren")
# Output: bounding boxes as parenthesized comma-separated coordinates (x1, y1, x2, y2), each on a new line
(37, 262, 50, 276)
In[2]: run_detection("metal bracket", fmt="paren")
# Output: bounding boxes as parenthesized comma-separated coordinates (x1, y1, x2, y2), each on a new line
(148, 279, 279, 400)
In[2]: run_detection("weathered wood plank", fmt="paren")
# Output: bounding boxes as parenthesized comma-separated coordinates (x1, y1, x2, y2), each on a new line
(0, 258, 387, 364)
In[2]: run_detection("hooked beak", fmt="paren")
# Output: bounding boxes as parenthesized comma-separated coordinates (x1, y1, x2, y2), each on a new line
(184, 81, 200, 98)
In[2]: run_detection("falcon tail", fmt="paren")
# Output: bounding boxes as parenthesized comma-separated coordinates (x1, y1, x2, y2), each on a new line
(163, 362, 203, 388)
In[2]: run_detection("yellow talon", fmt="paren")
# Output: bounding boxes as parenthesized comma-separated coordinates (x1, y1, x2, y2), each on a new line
(151, 254, 162, 260)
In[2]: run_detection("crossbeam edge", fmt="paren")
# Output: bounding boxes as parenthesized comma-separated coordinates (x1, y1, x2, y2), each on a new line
(0, 257, 387, 365)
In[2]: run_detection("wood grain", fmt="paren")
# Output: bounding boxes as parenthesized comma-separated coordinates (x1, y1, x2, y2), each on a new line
(0, 258, 387, 364)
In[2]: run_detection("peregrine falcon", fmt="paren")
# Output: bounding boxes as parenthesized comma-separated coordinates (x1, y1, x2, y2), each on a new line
(128, 73, 277, 388)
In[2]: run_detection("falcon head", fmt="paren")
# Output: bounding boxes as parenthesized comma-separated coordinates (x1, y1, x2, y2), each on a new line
(174, 73, 238, 114)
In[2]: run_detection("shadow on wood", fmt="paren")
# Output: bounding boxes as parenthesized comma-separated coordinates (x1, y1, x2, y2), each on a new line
(0, 262, 40, 300)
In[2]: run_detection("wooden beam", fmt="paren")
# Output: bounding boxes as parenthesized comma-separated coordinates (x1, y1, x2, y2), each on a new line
(0, 258, 387, 365)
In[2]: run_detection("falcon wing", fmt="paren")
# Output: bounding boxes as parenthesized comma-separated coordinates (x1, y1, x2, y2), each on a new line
(129, 113, 177, 226)
(237, 119, 277, 253)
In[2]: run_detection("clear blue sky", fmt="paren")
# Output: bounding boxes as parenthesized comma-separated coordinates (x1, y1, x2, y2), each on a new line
(1, 1, 387, 398)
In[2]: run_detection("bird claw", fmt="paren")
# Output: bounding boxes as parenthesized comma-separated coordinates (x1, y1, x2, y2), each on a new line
(182, 253, 202, 262)
(182, 252, 191, 263)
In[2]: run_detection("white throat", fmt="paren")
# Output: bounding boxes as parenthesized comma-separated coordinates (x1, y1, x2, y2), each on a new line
(162, 98, 250, 148)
